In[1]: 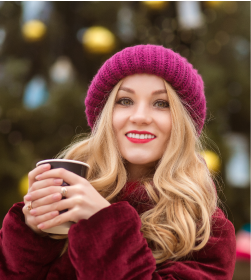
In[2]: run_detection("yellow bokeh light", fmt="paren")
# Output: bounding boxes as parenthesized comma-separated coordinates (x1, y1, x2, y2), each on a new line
(201, 150, 221, 173)
(206, 1, 223, 8)
(82, 26, 116, 54)
(19, 174, 29, 197)
(143, 1, 168, 9)
(22, 20, 47, 42)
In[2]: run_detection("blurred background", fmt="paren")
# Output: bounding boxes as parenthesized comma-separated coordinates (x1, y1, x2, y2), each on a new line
(0, 1, 250, 278)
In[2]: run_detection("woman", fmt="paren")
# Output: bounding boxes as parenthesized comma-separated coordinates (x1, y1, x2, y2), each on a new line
(0, 45, 236, 279)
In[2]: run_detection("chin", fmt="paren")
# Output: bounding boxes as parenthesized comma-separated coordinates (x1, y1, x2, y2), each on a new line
(124, 154, 159, 166)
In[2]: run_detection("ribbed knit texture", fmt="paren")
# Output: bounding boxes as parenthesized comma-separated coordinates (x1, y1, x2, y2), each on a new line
(85, 44, 206, 134)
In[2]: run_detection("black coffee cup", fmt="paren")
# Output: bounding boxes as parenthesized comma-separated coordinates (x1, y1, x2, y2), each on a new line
(36, 159, 90, 234)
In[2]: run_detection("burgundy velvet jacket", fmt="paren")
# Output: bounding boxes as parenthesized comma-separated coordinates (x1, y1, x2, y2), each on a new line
(0, 182, 236, 280)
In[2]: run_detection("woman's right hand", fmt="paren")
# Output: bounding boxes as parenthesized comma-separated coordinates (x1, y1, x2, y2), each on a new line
(22, 164, 62, 236)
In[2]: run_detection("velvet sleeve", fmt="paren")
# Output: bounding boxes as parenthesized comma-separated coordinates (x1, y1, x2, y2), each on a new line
(0, 202, 66, 280)
(68, 202, 236, 280)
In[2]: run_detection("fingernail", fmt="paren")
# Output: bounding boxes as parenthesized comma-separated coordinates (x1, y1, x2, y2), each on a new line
(24, 194, 31, 200)
(54, 179, 62, 185)
(30, 209, 36, 215)
(51, 211, 58, 217)
(53, 193, 61, 200)
(35, 175, 41, 180)
(37, 223, 44, 229)
(42, 164, 50, 169)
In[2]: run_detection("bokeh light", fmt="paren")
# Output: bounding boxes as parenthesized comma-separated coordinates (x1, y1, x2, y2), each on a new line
(142, 1, 168, 10)
(201, 150, 221, 173)
(82, 26, 116, 54)
(22, 20, 47, 42)
(19, 174, 29, 197)
(205, 1, 223, 8)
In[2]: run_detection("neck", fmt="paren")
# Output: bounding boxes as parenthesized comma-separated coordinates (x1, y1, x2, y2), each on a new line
(125, 161, 156, 181)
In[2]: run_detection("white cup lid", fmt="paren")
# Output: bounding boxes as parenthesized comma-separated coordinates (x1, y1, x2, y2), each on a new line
(36, 159, 90, 168)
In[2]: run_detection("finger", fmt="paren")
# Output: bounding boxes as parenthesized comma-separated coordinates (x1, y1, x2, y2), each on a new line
(30, 178, 63, 192)
(23, 203, 32, 215)
(27, 183, 84, 205)
(24, 186, 62, 202)
(31, 195, 76, 217)
(37, 209, 75, 230)
(29, 192, 62, 212)
(28, 164, 51, 191)
(34, 210, 60, 226)
(35, 168, 85, 186)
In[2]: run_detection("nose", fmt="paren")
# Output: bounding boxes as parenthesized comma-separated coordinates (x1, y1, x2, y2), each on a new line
(129, 103, 152, 125)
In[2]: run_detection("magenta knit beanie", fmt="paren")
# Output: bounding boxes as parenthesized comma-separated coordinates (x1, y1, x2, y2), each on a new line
(85, 44, 206, 134)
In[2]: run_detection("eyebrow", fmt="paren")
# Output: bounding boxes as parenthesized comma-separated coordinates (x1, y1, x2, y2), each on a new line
(118, 86, 167, 95)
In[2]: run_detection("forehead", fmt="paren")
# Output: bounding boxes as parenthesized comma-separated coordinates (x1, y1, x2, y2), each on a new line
(120, 73, 165, 89)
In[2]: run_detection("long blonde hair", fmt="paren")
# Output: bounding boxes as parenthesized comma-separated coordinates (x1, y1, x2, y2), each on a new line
(50, 78, 218, 264)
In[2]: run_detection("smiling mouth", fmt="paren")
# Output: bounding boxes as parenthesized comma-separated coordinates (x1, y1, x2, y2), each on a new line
(125, 132, 156, 143)
(126, 133, 155, 139)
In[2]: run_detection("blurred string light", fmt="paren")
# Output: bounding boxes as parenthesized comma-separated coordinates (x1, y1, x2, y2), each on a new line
(117, 5, 135, 43)
(23, 76, 49, 109)
(225, 133, 250, 188)
(142, 1, 168, 10)
(176, 1, 204, 30)
(49, 57, 75, 84)
(19, 174, 29, 197)
(201, 150, 221, 173)
(82, 26, 116, 54)
(21, 1, 52, 42)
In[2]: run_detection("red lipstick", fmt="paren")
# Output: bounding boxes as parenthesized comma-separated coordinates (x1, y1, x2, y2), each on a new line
(125, 130, 156, 144)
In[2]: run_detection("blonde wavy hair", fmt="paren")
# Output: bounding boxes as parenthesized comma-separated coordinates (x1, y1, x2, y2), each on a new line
(50, 79, 218, 264)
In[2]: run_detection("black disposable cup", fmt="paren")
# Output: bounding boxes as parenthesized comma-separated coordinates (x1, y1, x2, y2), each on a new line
(36, 159, 90, 234)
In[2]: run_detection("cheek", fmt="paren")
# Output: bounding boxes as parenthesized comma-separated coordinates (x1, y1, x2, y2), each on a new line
(112, 110, 126, 134)
(157, 114, 172, 137)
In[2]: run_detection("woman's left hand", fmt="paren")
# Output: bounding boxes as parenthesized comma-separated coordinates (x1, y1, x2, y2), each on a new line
(24, 168, 111, 230)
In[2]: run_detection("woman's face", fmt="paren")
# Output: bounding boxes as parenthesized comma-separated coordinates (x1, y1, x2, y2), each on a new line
(113, 73, 172, 175)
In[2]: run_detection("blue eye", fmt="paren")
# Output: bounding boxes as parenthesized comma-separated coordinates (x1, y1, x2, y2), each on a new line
(154, 100, 169, 108)
(116, 98, 133, 106)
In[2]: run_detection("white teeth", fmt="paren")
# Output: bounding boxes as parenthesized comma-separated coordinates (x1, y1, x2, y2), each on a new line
(126, 133, 155, 139)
